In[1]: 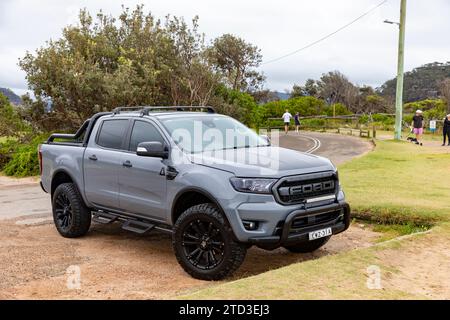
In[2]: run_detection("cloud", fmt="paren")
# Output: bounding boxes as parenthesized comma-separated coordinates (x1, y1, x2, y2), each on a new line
(0, 0, 449, 93)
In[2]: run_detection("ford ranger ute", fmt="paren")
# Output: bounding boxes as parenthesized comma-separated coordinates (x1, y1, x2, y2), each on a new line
(39, 106, 350, 280)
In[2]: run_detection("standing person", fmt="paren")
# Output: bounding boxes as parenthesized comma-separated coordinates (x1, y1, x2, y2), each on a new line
(411, 110, 424, 146)
(443, 114, 450, 146)
(282, 109, 292, 135)
(294, 112, 301, 134)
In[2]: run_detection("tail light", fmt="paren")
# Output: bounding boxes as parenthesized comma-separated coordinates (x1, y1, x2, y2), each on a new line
(38, 145, 43, 175)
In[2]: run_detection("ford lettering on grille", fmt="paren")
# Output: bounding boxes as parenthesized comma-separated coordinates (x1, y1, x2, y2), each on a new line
(289, 180, 334, 195)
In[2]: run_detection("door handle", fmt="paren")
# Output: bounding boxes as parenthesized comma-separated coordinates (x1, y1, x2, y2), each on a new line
(122, 160, 133, 168)
(88, 155, 98, 161)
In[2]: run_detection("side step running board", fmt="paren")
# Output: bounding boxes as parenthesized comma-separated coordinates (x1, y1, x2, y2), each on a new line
(121, 220, 155, 234)
(91, 210, 169, 234)
(92, 211, 118, 224)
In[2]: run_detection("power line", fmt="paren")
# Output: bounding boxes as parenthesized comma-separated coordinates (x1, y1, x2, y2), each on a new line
(262, 0, 388, 65)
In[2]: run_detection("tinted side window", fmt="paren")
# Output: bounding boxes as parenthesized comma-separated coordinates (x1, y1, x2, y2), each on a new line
(129, 121, 165, 152)
(97, 120, 129, 149)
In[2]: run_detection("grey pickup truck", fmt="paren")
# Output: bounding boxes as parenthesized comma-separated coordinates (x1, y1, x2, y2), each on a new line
(39, 106, 350, 280)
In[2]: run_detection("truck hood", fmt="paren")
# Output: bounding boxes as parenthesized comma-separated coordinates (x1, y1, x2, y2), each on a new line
(188, 146, 335, 178)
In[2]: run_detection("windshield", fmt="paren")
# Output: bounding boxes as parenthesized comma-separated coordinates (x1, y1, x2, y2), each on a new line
(160, 115, 269, 153)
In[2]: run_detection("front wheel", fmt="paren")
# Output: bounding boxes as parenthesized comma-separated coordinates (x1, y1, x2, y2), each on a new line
(283, 236, 330, 253)
(172, 203, 247, 280)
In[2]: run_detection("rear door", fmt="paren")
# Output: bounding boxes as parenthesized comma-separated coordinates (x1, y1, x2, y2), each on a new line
(84, 118, 130, 210)
(118, 119, 168, 219)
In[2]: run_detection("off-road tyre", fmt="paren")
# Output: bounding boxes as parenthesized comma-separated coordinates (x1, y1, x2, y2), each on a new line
(52, 183, 91, 238)
(172, 203, 247, 280)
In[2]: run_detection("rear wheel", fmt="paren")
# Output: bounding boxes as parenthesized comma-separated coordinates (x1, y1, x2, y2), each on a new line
(284, 236, 330, 253)
(172, 203, 247, 280)
(52, 183, 91, 238)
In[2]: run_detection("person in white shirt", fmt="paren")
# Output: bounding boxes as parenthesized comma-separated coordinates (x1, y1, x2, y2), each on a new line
(282, 110, 293, 134)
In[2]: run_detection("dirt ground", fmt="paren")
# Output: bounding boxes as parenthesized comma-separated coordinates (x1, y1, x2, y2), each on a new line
(0, 216, 381, 299)
(377, 230, 450, 299)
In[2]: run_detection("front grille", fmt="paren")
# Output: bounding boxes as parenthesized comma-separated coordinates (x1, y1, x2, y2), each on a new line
(274, 172, 338, 205)
(291, 210, 341, 229)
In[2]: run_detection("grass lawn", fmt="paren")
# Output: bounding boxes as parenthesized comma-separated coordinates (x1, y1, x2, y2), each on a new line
(179, 138, 450, 300)
(339, 140, 450, 226)
(376, 129, 444, 142)
(180, 223, 450, 299)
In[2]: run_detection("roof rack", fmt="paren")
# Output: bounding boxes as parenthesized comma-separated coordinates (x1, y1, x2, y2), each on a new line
(111, 106, 216, 115)
(112, 106, 145, 114)
(141, 106, 216, 115)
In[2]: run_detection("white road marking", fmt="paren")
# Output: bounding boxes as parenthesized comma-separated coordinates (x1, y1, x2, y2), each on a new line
(303, 135, 321, 154)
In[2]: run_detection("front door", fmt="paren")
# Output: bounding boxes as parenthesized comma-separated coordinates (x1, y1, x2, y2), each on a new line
(118, 120, 168, 219)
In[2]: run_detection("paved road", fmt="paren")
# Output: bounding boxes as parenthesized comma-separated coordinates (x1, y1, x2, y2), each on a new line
(278, 131, 372, 165)
(0, 177, 50, 221)
(0, 131, 372, 222)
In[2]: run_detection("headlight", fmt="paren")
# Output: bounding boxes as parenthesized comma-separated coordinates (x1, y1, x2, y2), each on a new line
(230, 178, 276, 194)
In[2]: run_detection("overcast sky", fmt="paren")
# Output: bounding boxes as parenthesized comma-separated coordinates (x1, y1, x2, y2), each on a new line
(0, 0, 449, 95)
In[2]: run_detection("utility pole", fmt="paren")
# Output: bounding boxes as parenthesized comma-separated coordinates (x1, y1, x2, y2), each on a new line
(394, 0, 407, 140)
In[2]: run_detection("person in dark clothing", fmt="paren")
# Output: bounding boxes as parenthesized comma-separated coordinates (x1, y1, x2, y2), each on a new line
(443, 114, 450, 146)
(294, 112, 300, 134)
(411, 110, 424, 146)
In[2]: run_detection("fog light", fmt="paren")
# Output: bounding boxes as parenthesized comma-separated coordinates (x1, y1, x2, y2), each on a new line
(243, 220, 258, 230)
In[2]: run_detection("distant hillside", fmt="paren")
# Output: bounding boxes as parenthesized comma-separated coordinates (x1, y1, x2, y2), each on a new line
(274, 91, 290, 101)
(0, 88, 22, 105)
(379, 62, 450, 102)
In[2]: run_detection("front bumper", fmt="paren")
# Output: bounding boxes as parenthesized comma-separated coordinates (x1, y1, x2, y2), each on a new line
(247, 202, 350, 247)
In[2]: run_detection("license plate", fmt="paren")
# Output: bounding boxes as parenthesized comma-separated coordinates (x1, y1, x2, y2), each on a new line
(308, 227, 332, 240)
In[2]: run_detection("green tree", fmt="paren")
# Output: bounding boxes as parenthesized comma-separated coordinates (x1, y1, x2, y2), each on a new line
(212, 85, 258, 126)
(303, 79, 319, 97)
(20, 6, 264, 131)
(291, 79, 319, 99)
(0, 93, 29, 138)
(207, 34, 264, 92)
(317, 71, 359, 110)
(439, 78, 450, 114)
(290, 84, 304, 98)
(324, 103, 351, 116)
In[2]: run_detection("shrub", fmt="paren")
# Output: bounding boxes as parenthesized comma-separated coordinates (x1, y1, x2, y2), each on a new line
(1, 134, 48, 177)
(323, 103, 351, 116)
(301, 118, 326, 128)
(423, 104, 446, 120)
(213, 86, 258, 126)
(0, 138, 19, 169)
(359, 115, 370, 124)
(404, 99, 445, 114)
(0, 93, 31, 138)
(254, 96, 327, 128)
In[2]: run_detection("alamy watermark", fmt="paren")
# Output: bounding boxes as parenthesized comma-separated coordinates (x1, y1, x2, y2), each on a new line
(66, 265, 81, 290)
(167, 120, 282, 175)
(366, 265, 382, 290)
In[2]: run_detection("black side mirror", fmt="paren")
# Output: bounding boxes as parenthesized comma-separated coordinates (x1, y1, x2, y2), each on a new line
(136, 141, 169, 159)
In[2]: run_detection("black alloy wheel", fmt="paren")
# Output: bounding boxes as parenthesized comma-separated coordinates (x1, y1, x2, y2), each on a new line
(182, 218, 225, 270)
(54, 192, 73, 231)
(172, 203, 247, 280)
